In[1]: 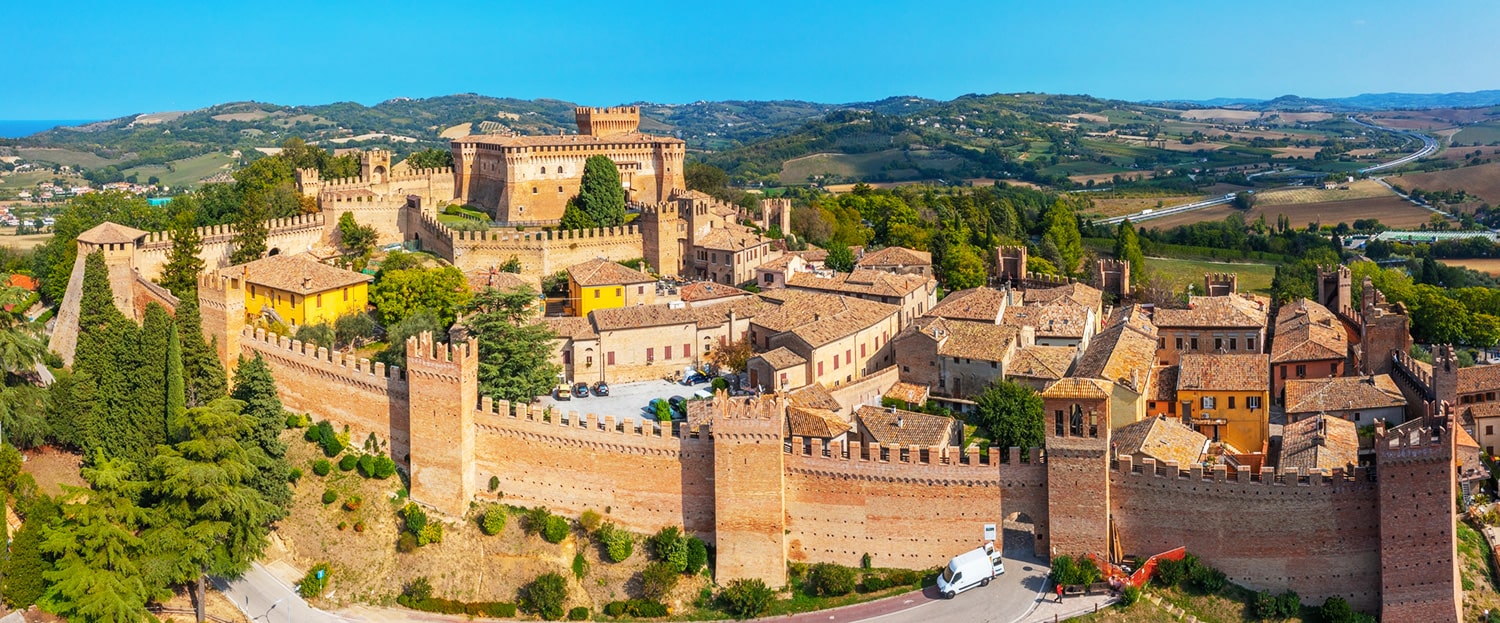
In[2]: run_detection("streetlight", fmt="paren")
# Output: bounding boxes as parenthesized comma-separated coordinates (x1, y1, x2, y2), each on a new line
(256, 597, 286, 623)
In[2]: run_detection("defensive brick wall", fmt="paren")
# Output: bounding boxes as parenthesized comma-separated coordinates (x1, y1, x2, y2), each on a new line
(448, 225, 645, 277)
(782, 439, 1004, 570)
(134, 213, 328, 282)
(239, 328, 413, 462)
(472, 398, 717, 540)
(1110, 457, 1382, 614)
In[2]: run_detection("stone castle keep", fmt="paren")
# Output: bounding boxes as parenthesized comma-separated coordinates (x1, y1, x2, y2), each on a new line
(47, 123, 1467, 619)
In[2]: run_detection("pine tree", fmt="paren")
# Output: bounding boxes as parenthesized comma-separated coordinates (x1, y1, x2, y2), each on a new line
(559, 197, 598, 231)
(39, 455, 159, 622)
(574, 155, 626, 227)
(463, 287, 560, 403)
(2, 495, 59, 608)
(167, 325, 186, 428)
(1112, 219, 1147, 283)
(160, 208, 204, 297)
(175, 297, 227, 407)
(231, 354, 291, 519)
(146, 397, 275, 623)
(1042, 200, 1083, 275)
(229, 203, 268, 265)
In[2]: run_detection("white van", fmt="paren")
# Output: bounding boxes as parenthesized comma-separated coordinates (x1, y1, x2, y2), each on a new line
(936, 542, 1005, 599)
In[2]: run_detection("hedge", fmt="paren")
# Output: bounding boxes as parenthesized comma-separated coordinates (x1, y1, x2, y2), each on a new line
(312, 459, 331, 477)
(568, 606, 590, 621)
(602, 600, 666, 618)
(397, 595, 517, 618)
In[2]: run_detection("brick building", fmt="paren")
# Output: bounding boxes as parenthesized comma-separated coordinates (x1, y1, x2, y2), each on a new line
(890, 316, 1030, 399)
(1270, 299, 1351, 399)
(786, 269, 937, 328)
(746, 290, 902, 391)
(855, 246, 932, 277)
(1153, 294, 1268, 366)
(1177, 353, 1271, 454)
(1283, 375, 1406, 425)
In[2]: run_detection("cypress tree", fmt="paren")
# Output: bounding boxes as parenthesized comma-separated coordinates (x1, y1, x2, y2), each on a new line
(575, 155, 626, 227)
(2, 495, 59, 608)
(229, 202, 268, 265)
(76, 251, 141, 461)
(44, 370, 95, 452)
(133, 304, 172, 452)
(1113, 219, 1147, 283)
(175, 297, 227, 407)
(160, 207, 204, 297)
(166, 325, 186, 429)
(231, 354, 291, 518)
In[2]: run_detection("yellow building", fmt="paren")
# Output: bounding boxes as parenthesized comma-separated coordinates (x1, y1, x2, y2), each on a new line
(1177, 353, 1270, 454)
(234, 254, 372, 327)
(565, 258, 655, 317)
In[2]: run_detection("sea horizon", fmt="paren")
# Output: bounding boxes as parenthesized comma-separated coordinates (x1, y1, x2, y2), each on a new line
(0, 119, 97, 138)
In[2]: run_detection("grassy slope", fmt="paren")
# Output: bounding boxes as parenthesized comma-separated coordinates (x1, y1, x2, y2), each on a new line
(1146, 257, 1276, 294)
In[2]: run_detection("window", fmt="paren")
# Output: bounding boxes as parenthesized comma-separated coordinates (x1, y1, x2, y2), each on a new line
(1175, 337, 1183, 349)
(1296, 364, 1306, 378)
(540, 166, 547, 174)
(818, 362, 824, 376)
(1331, 362, 1339, 375)
(532, 187, 538, 194)
(846, 350, 852, 364)
(1491, 392, 1497, 401)
(1488, 425, 1495, 436)
(1228, 396, 1236, 409)
(1190, 338, 1198, 350)
(638, 285, 645, 295)
(991, 361, 998, 369)
(665, 346, 673, 360)
(861, 344, 867, 358)
(558, 186, 563, 193)
(684, 343, 691, 358)
(1215, 338, 1223, 350)
(1247, 396, 1261, 409)
(615, 288, 621, 297)
(1159, 338, 1165, 349)
(902, 366, 910, 372)
(1055, 410, 1065, 436)
(344, 288, 349, 302)
(1229, 338, 1237, 350)
(1247, 337, 1256, 351)
(562, 351, 571, 364)
(594, 289, 600, 299)
(1280, 366, 1287, 379)
(764, 274, 773, 284)
(780, 372, 787, 386)
(607, 352, 615, 365)
(1202, 396, 1216, 409)
(317, 294, 322, 307)
(647, 348, 654, 362)
(833, 356, 839, 370)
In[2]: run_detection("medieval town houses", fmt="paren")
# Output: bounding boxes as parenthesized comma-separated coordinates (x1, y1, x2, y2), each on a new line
(46, 106, 1479, 620)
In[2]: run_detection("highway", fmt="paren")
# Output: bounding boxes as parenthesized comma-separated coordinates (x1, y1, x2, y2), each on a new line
(1097, 194, 1235, 226)
(1349, 116, 1440, 173)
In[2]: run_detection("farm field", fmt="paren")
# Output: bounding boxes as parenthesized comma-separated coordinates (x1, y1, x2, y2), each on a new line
(1147, 257, 1276, 294)
(13, 147, 127, 169)
(0, 169, 90, 195)
(1453, 122, 1500, 146)
(1141, 195, 1441, 231)
(1387, 161, 1500, 204)
(122, 151, 238, 189)
(1439, 259, 1500, 276)
(1254, 179, 1391, 206)
(0, 230, 55, 251)
(779, 149, 964, 185)
(1081, 194, 1209, 218)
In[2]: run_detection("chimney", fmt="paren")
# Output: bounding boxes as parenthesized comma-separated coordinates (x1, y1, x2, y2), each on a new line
(302, 276, 313, 289)
(896, 415, 904, 428)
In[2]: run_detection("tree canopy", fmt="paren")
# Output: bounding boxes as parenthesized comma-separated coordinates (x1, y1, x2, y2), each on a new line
(570, 155, 627, 227)
(370, 264, 470, 328)
(462, 286, 559, 402)
(973, 381, 1044, 450)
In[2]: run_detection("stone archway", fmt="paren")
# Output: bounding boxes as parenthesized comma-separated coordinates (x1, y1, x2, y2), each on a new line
(1004, 512, 1041, 560)
(267, 248, 281, 256)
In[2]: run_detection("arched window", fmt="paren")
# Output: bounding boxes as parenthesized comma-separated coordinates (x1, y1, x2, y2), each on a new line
(540, 166, 547, 174)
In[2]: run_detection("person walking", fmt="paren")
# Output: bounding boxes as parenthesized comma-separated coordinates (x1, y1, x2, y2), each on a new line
(1055, 583, 1064, 603)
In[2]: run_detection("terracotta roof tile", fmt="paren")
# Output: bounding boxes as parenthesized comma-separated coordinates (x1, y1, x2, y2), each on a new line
(77, 222, 148, 245)
(786, 406, 851, 439)
(1009, 346, 1078, 381)
(1284, 375, 1405, 415)
(857, 246, 931, 268)
(787, 383, 842, 411)
(1042, 377, 1114, 400)
(1003, 305, 1092, 338)
(567, 258, 655, 287)
(544, 317, 598, 340)
(456, 131, 683, 147)
(928, 287, 1010, 323)
(1458, 364, 1500, 396)
(754, 347, 806, 370)
(1075, 320, 1158, 393)
(678, 281, 750, 303)
(1113, 416, 1208, 467)
(5, 274, 37, 291)
(1149, 365, 1179, 402)
(884, 382, 930, 405)
(1155, 294, 1268, 329)
(1279, 415, 1359, 472)
(1178, 353, 1269, 392)
(787, 269, 934, 300)
(233, 254, 372, 295)
(752, 290, 899, 348)
(591, 296, 772, 332)
(1024, 282, 1103, 311)
(907, 317, 1019, 362)
(856, 405, 957, 448)
(1271, 299, 1347, 364)
(696, 223, 773, 252)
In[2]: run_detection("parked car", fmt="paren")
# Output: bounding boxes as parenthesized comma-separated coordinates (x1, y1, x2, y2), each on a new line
(646, 398, 672, 420)
(668, 396, 687, 415)
(572, 382, 590, 398)
(553, 384, 572, 401)
(936, 542, 1005, 599)
(692, 389, 713, 401)
(592, 381, 610, 397)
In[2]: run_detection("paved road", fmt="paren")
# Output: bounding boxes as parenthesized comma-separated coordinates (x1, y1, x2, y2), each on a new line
(855, 552, 1054, 623)
(1097, 194, 1235, 226)
(1349, 116, 1440, 174)
(218, 562, 349, 623)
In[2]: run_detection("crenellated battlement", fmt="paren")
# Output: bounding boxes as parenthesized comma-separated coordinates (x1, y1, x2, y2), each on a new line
(784, 437, 1001, 475)
(1116, 455, 1372, 488)
(404, 331, 476, 382)
(243, 327, 404, 382)
(141, 213, 326, 247)
(474, 397, 710, 448)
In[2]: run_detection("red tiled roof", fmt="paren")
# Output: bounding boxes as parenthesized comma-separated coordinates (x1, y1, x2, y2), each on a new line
(1178, 353, 1269, 392)
(857, 246, 931, 268)
(567, 258, 654, 287)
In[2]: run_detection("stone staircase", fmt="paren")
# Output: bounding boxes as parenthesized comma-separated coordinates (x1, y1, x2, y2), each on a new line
(1145, 593, 1202, 622)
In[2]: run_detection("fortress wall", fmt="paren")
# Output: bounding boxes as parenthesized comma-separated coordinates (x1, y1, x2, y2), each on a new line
(782, 440, 1003, 569)
(1110, 457, 1381, 613)
(135, 213, 328, 283)
(473, 400, 717, 539)
(448, 225, 644, 277)
(240, 328, 412, 461)
(408, 211, 456, 262)
(324, 196, 409, 246)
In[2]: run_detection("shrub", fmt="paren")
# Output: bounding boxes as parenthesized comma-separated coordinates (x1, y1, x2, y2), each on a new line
(542, 515, 570, 544)
(604, 601, 625, 617)
(1254, 590, 1276, 618)
(719, 578, 774, 619)
(480, 504, 507, 535)
(1119, 584, 1141, 607)
(861, 552, 872, 569)
(599, 522, 634, 563)
(650, 526, 687, 572)
(371, 455, 397, 479)
(641, 561, 679, 601)
(525, 507, 553, 535)
(418, 523, 444, 546)
(685, 536, 708, 575)
(859, 574, 892, 592)
(306, 421, 344, 457)
(397, 532, 417, 553)
(711, 377, 729, 391)
(298, 562, 331, 598)
(1189, 563, 1226, 593)
(342, 496, 363, 512)
(568, 606, 590, 621)
(354, 521, 366, 533)
(572, 551, 589, 579)
(321, 489, 337, 505)
(580, 509, 603, 533)
(488, 475, 500, 491)
(286, 413, 308, 429)
(525, 573, 569, 621)
(404, 576, 433, 602)
(603, 600, 666, 618)
(312, 459, 331, 477)
(1049, 554, 1102, 586)
(338, 454, 357, 471)
(887, 569, 921, 586)
(357, 454, 375, 477)
(1320, 596, 1353, 623)
(288, 468, 303, 483)
(1153, 556, 1187, 587)
(807, 562, 856, 597)
(337, 521, 347, 531)
(1275, 591, 1301, 618)
(402, 502, 429, 535)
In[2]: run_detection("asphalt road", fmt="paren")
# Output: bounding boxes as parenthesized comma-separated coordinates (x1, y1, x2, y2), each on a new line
(537, 378, 714, 422)
(860, 552, 1052, 623)
(1350, 116, 1439, 173)
(218, 562, 349, 623)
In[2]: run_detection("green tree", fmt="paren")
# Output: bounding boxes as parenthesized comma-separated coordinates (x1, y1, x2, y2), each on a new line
(1, 385, 52, 450)
(825, 245, 856, 272)
(144, 397, 275, 623)
(231, 354, 292, 520)
(558, 198, 598, 231)
(685, 162, 731, 200)
(45, 370, 95, 451)
(166, 326, 186, 428)
(572, 155, 626, 227)
(160, 207, 205, 297)
(175, 297, 228, 408)
(462, 286, 560, 403)
(336, 212, 378, 272)
(939, 242, 987, 291)
(39, 455, 160, 623)
(1042, 200, 1083, 274)
(2, 495, 59, 608)
(229, 201, 268, 265)
(75, 252, 148, 460)
(1112, 219, 1146, 283)
(377, 309, 442, 369)
(973, 381, 1044, 450)
(370, 265, 471, 328)
(0, 316, 45, 378)
(35, 191, 164, 303)
(405, 148, 453, 170)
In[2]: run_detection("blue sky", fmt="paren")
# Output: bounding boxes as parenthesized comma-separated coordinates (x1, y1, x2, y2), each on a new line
(5, 0, 1498, 119)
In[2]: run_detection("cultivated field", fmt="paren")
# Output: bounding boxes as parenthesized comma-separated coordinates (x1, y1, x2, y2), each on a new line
(1388, 162, 1500, 203)
(1178, 109, 1261, 122)
(1439, 259, 1500, 276)
(1148, 257, 1276, 294)
(441, 122, 473, 138)
(0, 230, 55, 251)
(1271, 146, 1323, 159)
(1142, 195, 1441, 231)
(123, 151, 238, 189)
(1082, 194, 1210, 218)
(13, 147, 127, 169)
(1454, 122, 1500, 146)
(779, 149, 964, 185)
(1067, 113, 1109, 124)
(1255, 179, 1392, 206)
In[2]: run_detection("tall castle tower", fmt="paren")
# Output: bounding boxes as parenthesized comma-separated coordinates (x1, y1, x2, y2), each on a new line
(1041, 378, 1114, 559)
(405, 332, 479, 516)
(197, 271, 247, 371)
(758, 198, 792, 233)
(575, 106, 640, 138)
(712, 392, 787, 587)
(639, 202, 685, 276)
(48, 223, 149, 365)
(1374, 414, 1461, 622)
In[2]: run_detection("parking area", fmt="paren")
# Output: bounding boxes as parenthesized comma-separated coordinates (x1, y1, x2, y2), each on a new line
(537, 378, 714, 422)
